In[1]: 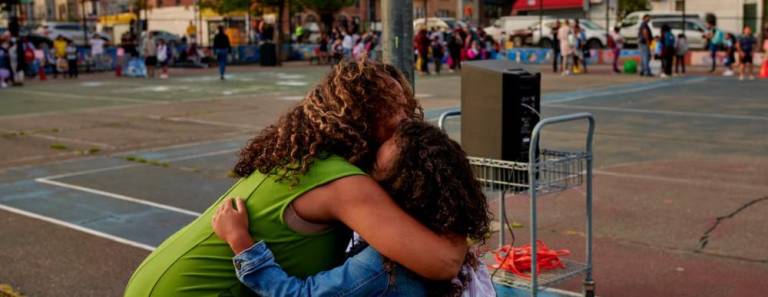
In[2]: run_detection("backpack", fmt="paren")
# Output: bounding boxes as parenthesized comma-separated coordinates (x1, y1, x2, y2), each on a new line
(607, 34, 616, 49)
(24, 47, 35, 63)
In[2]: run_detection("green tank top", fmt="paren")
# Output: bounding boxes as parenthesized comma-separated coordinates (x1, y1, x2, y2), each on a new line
(124, 155, 364, 297)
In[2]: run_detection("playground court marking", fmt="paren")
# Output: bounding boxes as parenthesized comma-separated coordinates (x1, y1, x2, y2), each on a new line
(0, 203, 156, 251)
(546, 104, 768, 122)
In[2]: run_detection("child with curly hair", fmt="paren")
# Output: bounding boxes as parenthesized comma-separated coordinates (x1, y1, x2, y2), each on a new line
(213, 120, 493, 297)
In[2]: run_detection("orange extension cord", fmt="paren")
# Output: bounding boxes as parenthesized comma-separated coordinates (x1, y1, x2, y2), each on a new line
(490, 240, 571, 279)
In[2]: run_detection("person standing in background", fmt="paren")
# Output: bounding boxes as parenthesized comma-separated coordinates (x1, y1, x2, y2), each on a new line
(342, 29, 354, 60)
(89, 34, 105, 71)
(638, 14, 653, 77)
(143, 34, 157, 79)
(705, 19, 724, 73)
(674, 34, 688, 75)
(65, 39, 78, 79)
(660, 24, 675, 78)
(447, 29, 463, 72)
(722, 33, 737, 77)
(186, 21, 197, 42)
(558, 19, 573, 76)
(431, 34, 444, 75)
(762, 27, 768, 78)
(0, 38, 11, 88)
(415, 28, 431, 75)
(157, 39, 170, 79)
(213, 26, 231, 80)
(53, 35, 67, 79)
(551, 20, 561, 73)
(609, 26, 624, 73)
(736, 26, 756, 80)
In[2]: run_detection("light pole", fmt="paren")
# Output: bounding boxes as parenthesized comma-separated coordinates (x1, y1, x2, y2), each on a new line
(382, 0, 414, 87)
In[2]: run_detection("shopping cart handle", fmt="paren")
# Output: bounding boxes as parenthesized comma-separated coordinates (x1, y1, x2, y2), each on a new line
(437, 109, 461, 130)
(530, 112, 595, 163)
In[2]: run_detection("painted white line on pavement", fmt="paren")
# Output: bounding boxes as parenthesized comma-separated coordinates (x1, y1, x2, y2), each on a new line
(9, 89, 150, 103)
(545, 77, 708, 104)
(35, 178, 202, 217)
(546, 104, 768, 122)
(146, 115, 261, 129)
(39, 148, 240, 180)
(594, 170, 768, 190)
(0, 204, 156, 251)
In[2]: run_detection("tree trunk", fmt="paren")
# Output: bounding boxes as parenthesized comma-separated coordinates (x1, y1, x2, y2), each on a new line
(276, 0, 286, 65)
(320, 12, 334, 36)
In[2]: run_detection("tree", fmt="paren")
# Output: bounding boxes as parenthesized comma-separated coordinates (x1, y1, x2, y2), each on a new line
(618, 0, 649, 18)
(296, 0, 355, 33)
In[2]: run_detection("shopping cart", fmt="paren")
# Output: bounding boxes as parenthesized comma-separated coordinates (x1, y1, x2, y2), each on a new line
(438, 110, 596, 297)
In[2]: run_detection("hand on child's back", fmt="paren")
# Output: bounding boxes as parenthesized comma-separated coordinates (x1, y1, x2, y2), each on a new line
(212, 198, 254, 255)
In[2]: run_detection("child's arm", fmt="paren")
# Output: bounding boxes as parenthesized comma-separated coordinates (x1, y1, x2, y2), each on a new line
(212, 198, 390, 297)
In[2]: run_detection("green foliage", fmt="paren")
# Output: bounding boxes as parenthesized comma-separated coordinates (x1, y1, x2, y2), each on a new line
(618, 0, 650, 18)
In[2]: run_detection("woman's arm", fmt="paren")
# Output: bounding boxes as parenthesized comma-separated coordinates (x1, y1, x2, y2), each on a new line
(292, 175, 468, 280)
(212, 199, 389, 297)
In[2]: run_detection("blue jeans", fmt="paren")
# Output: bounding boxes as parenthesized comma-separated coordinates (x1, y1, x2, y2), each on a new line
(233, 241, 426, 296)
(709, 44, 718, 71)
(216, 49, 228, 77)
(639, 44, 651, 76)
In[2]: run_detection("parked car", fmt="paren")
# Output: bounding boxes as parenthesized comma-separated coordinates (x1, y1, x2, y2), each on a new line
(413, 17, 467, 32)
(37, 22, 89, 45)
(484, 16, 554, 47)
(619, 11, 707, 49)
(531, 19, 607, 49)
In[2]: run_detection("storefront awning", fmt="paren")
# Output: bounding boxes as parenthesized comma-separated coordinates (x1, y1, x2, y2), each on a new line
(98, 13, 137, 26)
(513, 0, 584, 11)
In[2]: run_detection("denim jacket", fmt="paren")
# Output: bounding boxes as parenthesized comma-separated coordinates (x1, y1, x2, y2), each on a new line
(233, 241, 426, 297)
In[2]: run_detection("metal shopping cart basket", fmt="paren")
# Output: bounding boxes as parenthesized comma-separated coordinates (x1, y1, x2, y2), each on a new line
(439, 111, 596, 297)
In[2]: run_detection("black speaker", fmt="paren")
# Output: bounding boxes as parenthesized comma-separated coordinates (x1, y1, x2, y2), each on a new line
(259, 43, 277, 66)
(461, 60, 540, 162)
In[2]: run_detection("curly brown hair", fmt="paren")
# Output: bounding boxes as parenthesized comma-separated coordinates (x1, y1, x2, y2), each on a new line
(380, 121, 491, 296)
(233, 60, 422, 180)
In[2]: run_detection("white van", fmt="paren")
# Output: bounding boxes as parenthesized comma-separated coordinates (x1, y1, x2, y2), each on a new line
(531, 19, 608, 49)
(619, 11, 707, 49)
(484, 16, 554, 46)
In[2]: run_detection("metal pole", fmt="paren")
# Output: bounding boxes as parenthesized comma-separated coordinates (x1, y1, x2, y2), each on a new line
(682, 0, 686, 36)
(539, 0, 543, 47)
(247, 0, 251, 45)
(382, 0, 415, 88)
(82, 0, 88, 45)
(606, 0, 610, 42)
(457, 0, 462, 21)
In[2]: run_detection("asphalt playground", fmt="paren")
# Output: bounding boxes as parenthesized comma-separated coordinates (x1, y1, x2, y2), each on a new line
(0, 64, 766, 297)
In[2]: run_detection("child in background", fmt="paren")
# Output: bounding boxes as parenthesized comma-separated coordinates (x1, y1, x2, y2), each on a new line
(736, 26, 756, 80)
(762, 27, 768, 78)
(0, 39, 11, 88)
(723, 33, 737, 77)
(660, 24, 675, 78)
(65, 40, 78, 78)
(609, 27, 623, 74)
(156, 39, 170, 79)
(675, 34, 688, 75)
(431, 35, 444, 75)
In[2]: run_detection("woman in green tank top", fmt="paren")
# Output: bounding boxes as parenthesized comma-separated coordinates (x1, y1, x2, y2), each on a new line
(124, 60, 469, 297)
